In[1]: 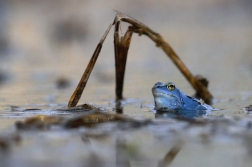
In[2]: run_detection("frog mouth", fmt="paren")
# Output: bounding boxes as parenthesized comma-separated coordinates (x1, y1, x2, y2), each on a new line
(152, 88, 183, 110)
(152, 89, 175, 98)
(154, 96, 181, 111)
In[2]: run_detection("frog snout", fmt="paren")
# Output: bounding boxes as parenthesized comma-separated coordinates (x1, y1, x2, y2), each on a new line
(153, 82, 163, 87)
(152, 82, 164, 93)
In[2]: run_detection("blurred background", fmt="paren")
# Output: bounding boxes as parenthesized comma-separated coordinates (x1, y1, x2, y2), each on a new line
(0, 0, 251, 105)
(0, 1, 251, 166)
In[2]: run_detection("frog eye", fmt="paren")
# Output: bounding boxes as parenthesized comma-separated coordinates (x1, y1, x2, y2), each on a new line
(167, 82, 175, 91)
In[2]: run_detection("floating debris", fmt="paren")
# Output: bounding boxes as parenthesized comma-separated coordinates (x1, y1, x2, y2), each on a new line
(10, 106, 42, 112)
(57, 103, 99, 112)
(15, 110, 153, 130)
(64, 111, 122, 128)
(16, 115, 62, 130)
(10, 106, 26, 112)
(243, 105, 252, 112)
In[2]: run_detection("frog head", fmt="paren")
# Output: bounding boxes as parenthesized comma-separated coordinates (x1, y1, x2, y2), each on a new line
(152, 82, 184, 111)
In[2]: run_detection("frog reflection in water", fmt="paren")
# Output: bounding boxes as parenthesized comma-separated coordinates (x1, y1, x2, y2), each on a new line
(152, 82, 212, 114)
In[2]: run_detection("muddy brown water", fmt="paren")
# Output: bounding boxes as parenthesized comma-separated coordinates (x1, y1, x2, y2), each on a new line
(0, 1, 252, 167)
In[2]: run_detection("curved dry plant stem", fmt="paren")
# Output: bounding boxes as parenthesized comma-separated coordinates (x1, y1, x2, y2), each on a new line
(114, 14, 134, 100)
(115, 11, 213, 103)
(68, 11, 213, 107)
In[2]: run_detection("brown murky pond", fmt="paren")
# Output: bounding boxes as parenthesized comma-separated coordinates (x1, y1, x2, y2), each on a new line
(0, 1, 252, 167)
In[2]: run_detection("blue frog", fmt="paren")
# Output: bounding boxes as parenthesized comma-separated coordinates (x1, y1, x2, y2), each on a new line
(152, 82, 212, 111)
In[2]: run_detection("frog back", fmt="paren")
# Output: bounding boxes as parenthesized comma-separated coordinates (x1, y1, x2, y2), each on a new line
(179, 91, 208, 110)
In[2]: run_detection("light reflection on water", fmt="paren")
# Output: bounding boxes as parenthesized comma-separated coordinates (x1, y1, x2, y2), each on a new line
(155, 109, 210, 119)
